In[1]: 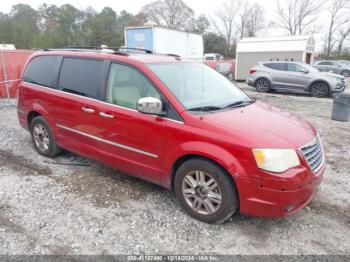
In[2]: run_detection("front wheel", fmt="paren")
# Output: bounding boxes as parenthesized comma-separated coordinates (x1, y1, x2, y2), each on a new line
(174, 158, 238, 224)
(310, 82, 329, 98)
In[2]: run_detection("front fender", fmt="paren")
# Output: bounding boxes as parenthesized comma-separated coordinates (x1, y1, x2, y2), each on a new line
(163, 141, 248, 186)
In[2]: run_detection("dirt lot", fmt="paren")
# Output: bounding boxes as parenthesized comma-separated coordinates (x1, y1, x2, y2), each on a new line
(0, 84, 349, 255)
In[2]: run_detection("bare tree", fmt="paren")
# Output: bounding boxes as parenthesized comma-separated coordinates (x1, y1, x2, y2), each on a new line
(337, 21, 350, 56)
(337, 25, 350, 56)
(275, 0, 324, 35)
(245, 3, 265, 37)
(211, 0, 241, 55)
(141, 0, 194, 30)
(238, 1, 252, 39)
(325, 0, 349, 57)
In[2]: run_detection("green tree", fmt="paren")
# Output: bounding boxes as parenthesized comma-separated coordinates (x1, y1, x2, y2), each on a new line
(6, 4, 39, 48)
(56, 4, 84, 46)
(203, 32, 227, 55)
(194, 14, 210, 34)
(0, 13, 13, 44)
(34, 4, 61, 48)
(84, 7, 118, 47)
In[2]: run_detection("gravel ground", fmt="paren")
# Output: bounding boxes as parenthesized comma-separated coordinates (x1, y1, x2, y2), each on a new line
(0, 84, 349, 256)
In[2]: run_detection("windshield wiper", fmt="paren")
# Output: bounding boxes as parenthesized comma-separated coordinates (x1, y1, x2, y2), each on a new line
(223, 100, 255, 109)
(188, 106, 223, 112)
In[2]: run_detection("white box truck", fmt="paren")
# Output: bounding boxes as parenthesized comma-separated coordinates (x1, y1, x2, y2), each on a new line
(125, 26, 203, 60)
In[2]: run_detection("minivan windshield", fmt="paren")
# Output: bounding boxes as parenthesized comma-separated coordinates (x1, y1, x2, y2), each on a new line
(148, 63, 252, 111)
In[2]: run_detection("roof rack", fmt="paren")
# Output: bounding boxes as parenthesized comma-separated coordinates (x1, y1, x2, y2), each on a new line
(43, 46, 182, 59)
(166, 53, 180, 57)
(45, 46, 130, 56)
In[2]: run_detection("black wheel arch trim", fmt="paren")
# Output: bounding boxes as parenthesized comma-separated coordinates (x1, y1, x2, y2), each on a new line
(307, 80, 330, 92)
(254, 77, 271, 87)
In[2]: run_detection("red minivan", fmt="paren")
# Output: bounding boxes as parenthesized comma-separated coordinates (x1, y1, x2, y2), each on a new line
(17, 49, 325, 224)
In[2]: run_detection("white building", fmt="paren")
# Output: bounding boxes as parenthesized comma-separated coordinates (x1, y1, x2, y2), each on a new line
(0, 44, 16, 50)
(235, 35, 315, 80)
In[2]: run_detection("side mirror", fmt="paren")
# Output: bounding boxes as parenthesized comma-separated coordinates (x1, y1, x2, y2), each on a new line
(300, 68, 309, 74)
(137, 97, 164, 116)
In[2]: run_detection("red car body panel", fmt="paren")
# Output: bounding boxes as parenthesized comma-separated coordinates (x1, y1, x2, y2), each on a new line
(17, 51, 325, 218)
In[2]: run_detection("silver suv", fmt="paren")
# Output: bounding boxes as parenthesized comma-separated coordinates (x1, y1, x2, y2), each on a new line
(247, 61, 346, 98)
(314, 60, 350, 77)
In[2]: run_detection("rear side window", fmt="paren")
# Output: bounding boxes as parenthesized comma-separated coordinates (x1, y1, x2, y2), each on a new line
(23, 56, 60, 88)
(264, 63, 286, 71)
(58, 58, 103, 99)
(318, 62, 332, 65)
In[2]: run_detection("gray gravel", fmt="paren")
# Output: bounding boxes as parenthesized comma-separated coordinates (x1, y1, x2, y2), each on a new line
(0, 84, 349, 255)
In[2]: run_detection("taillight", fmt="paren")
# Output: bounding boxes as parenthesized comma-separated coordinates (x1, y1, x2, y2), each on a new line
(250, 69, 256, 74)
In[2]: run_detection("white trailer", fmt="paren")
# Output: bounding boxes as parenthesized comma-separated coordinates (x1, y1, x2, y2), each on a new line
(125, 26, 203, 60)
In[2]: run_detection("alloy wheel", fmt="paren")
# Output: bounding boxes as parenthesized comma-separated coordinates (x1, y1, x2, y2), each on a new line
(311, 82, 328, 97)
(182, 170, 222, 215)
(33, 123, 50, 152)
(256, 79, 269, 92)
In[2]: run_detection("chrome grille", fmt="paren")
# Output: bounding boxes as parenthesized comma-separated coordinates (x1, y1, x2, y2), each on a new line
(300, 136, 324, 173)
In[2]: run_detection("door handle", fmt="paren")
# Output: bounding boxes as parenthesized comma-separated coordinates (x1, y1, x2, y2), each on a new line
(81, 107, 95, 113)
(99, 112, 114, 119)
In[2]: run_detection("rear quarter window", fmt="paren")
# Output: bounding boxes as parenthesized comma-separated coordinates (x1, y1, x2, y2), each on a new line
(58, 58, 104, 99)
(23, 55, 60, 88)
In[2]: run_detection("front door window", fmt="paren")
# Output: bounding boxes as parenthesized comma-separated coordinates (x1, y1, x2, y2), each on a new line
(107, 63, 160, 110)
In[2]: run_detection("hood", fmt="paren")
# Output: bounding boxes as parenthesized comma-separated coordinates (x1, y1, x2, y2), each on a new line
(201, 100, 317, 149)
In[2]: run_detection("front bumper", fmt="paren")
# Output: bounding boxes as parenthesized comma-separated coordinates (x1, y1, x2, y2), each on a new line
(331, 84, 346, 94)
(235, 165, 325, 217)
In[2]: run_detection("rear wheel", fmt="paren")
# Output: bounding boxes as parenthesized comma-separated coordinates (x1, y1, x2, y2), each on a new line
(310, 82, 329, 98)
(174, 158, 238, 224)
(255, 78, 271, 92)
(30, 116, 61, 157)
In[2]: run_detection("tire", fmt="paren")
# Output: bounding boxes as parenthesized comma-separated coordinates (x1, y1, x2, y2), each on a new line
(310, 82, 329, 98)
(255, 78, 271, 92)
(174, 158, 238, 224)
(341, 70, 350, 77)
(30, 116, 61, 157)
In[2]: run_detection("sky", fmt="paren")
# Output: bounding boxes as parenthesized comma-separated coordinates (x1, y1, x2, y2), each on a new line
(0, 0, 266, 15)
(0, 0, 328, 51)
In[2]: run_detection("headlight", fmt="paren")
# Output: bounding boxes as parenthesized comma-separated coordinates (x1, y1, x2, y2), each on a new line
(252, 149, 300, 173)
(330, 76, 342, 84)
